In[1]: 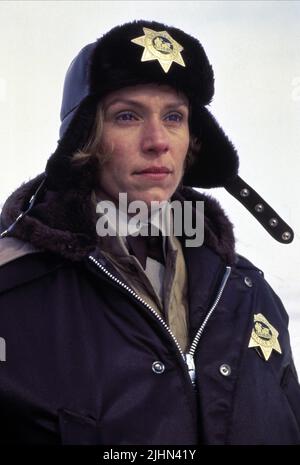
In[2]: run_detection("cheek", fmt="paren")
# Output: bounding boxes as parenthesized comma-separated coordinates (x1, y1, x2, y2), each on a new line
(105, 137, 136, 168)
(103, 147, 135, 185)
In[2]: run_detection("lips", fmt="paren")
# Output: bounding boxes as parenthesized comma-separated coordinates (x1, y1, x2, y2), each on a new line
(133, 167, 172, 182)
(134, 166, 171, 174)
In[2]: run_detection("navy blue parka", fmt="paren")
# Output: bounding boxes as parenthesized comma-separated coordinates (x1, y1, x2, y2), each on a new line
(0, 178, 299, 445)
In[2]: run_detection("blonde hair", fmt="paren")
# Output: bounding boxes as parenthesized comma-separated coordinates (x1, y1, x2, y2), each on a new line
(72, 104, 108, 166)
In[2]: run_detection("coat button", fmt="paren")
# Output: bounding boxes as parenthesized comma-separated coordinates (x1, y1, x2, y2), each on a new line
(152, 361, 165, 374)
(244, 276, 253, 287)
(219, 364, 231, 376)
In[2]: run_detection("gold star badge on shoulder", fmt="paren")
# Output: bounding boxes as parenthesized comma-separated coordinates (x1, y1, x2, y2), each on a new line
(131, 27, 186, 73)
(248, 313, 282, 361)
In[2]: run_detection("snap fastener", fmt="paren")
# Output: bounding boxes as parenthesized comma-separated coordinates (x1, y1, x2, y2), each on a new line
(152, 361, 165, 374)
(244, 276, 253, 287)
(240, 188, 250, 197)
(282, 231, 291, 241)
(220, 364, 231, 376)
(254, 203, 264, 213)
(269, 218, 278, 227)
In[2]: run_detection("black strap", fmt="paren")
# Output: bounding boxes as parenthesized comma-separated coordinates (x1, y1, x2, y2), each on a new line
(225, 176, 294, 244)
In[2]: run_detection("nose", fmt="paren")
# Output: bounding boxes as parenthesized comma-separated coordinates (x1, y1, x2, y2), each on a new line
(141, 118, 169, 156)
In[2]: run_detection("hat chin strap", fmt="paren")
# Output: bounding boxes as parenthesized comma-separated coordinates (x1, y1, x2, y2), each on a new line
(1, 172, 293, 245)
(224, 175, 294, 244)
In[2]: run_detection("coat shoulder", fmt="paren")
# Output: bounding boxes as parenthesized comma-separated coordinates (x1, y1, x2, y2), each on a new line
(235, 254, 289, 327)
(0, 241, 65, 295)
(235, 254, 264, 275)
(0, 237, 41, 268)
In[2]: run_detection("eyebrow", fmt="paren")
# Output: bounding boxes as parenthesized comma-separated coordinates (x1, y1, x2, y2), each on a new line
(104, 98, 189, 111)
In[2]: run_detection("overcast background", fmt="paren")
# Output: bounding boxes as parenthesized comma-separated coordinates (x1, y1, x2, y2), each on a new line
(1, 1, 300, 370)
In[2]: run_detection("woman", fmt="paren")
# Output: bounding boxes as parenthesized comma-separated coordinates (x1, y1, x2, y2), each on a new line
(0, 20, 299, 445)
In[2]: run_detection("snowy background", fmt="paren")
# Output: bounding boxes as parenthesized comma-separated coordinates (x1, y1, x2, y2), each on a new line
(1, 1, 300, 370)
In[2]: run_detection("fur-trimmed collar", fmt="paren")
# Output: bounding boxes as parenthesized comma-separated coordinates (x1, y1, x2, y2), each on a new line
(0, 174, 236, 265)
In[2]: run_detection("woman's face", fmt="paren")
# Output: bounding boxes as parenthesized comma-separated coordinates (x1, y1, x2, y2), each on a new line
(97, 84, 190, 206)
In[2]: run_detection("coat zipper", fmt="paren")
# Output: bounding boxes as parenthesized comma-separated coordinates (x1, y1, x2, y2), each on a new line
(88, 255, 231, 387)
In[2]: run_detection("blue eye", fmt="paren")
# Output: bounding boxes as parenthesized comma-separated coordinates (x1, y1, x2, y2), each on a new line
(165, 113, 183, 122)
(116, 112, 136, 121)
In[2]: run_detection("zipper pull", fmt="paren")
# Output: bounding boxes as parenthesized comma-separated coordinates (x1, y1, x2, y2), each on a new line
(185, 353, 196, 386)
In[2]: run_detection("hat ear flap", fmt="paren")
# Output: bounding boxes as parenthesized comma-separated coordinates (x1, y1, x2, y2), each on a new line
(183, 106, 239, 188)
(45, 96, 99, 191)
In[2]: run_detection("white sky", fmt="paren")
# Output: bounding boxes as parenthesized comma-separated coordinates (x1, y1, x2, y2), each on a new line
(1, 0, 300, 369)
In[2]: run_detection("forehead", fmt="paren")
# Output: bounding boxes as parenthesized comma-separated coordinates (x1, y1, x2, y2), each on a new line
(102, 84, 189, 108)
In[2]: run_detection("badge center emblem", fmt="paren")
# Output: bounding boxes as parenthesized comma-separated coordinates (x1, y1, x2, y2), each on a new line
(152, 36, 174, 55)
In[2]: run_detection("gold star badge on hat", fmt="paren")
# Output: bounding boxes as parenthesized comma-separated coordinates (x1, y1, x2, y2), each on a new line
(248, 313, 282, 361)
(131, 27, 186, 73)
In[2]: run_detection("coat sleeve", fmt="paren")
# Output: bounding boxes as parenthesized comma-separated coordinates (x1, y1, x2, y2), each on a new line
(228, 255, 300, 444)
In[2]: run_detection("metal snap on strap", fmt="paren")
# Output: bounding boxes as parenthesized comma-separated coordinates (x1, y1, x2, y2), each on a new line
(255, 203, 264, 213)
(240, 188, 250, 197)
(269, 218, 278, 227)
(282, 231, 291, 241)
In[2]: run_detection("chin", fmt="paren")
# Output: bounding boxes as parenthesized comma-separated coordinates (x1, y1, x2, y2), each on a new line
(128, 186, 175, 205)
(143, 193, 171, 206)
